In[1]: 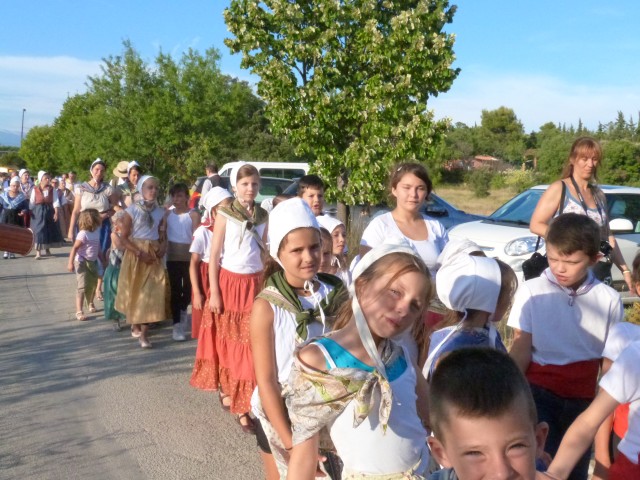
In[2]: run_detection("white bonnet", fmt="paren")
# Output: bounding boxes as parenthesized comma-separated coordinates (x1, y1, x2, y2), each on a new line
(127, 160, 141, 173)
(350, 237, 421, 295)
(230, 161, 248, 188)
(90, 157, 105, 174)
(268, 197, 319, 260)
(37, 170, 47, 183)
(316, 214, 344, 233)
(435, 238, 483, 270)
(136, 174, 156, 192)
(19, 168, 28, 178)
(10, 176, 20, 185)
(202, 186, 232, 213)
(436, 254, 501, 315)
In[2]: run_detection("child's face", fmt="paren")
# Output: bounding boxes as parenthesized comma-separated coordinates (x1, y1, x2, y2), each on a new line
(301, 187, 324, 216)
(331, 225, 346, 256)
(392, 173, 428, 211)
(428, 403, 548, 480)
(279, 228, 322, 287)
(546, 244, 598, 290)
(141, 179, 159, 202)
(319, 237, 333, 273)
(172, 191, 188, 208)
(235, 174, 260, 204)
(359, 269, 427, 342)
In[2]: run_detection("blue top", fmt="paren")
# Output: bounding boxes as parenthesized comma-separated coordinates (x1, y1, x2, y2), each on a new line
(314, 336, 407, 382)
(427, 325, 506, 378)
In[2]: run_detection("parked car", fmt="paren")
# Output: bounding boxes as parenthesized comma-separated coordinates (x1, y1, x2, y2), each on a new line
(219, 161, 309, 179)
(447, 184, 640, 301)
(189, 176, 294, 209)
(281, 179, 485, 229)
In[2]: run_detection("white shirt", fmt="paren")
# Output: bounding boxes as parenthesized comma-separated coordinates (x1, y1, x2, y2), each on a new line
(602, 322, 640, 362)
(599, 341, 640, 464)
(220, 217, 265, 274)
(507, 271, 622, 365)
(360, 212, 448, 275)
(126, 204, 164, 240)
(167, 210, 193, 244)
(190, 225, 213, 263)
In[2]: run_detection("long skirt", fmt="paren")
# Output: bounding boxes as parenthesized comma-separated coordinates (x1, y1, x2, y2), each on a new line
(32, 203, 63, 250)
(103, 263, 125, 321)
(190, 303, 219, 391)
(216, 268, 261, 414)
(114, 239, 170, 325)
(191, 261, 209, 339)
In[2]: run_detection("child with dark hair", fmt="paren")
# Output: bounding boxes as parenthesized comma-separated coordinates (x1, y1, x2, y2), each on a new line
(166, 182, 200, 341)
(428, 348, 549, 480)
(297, 175, 325, 216)
(508, 213, 623, 480)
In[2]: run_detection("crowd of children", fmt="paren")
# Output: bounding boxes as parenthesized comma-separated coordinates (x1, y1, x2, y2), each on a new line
(3, 148, 640, 480)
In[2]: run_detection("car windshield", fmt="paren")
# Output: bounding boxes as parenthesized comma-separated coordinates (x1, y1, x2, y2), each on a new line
(488, 189, 543, 224)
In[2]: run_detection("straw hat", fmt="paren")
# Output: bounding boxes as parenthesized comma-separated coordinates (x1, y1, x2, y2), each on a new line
(113, 161, 129, 178)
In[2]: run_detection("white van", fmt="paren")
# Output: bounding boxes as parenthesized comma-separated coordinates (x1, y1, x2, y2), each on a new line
(219, 161, 309, 180)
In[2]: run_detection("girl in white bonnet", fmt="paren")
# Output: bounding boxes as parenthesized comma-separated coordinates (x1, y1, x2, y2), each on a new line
(422, 244, 517, 380)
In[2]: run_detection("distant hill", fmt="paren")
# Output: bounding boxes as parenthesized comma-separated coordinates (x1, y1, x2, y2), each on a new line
(0, 130, 20, 147)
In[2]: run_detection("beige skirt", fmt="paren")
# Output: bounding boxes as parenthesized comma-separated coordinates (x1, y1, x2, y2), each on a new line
(115, 239, 170, 324)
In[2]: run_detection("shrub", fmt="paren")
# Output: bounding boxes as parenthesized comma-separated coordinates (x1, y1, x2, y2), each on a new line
(467, 168, 493, 198)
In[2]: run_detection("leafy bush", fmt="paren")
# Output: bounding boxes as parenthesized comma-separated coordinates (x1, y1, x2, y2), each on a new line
(467, 168, 493, 198)
(504, 169, 543, 193)
(490, 172, 506, 189)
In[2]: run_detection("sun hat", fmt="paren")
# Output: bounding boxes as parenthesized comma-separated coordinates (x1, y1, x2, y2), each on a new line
(268, 197, 319, 261)
(113, 161, 129, 178)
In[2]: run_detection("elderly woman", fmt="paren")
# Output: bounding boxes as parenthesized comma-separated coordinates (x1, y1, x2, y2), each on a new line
(30, 171, 64, 259)
(530, 136, 633, 290)
(0, 176, 30, 258)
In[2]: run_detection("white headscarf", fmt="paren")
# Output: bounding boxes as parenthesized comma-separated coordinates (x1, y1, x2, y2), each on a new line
(202, 187, 233, 218)
(90, 157, 105, 174)
(316, 214, 344, 234)
(229, 161, 248, 188)
(435, 238, 483, 270)
(136, 175, 157, 202)
(268, 197, 319, 262)
(19, 169, 28, 178)
(127, 160, 141, 173)
(37, 170, 46, 183)
(10, 176, 20, 185)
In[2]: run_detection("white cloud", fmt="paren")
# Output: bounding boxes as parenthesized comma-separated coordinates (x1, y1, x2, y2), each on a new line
(429, 66, 640, 132)
(0, 55, 102, 134)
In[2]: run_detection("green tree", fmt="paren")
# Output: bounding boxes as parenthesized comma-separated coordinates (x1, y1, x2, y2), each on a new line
(224, 0, 460, 210)
(20, 125, 57, 174)
(601, 139, 640, 185)
(476, 106, 525, 163)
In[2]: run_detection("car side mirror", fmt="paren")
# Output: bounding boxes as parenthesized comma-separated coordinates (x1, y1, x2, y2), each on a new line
(609, 218, 634, 233)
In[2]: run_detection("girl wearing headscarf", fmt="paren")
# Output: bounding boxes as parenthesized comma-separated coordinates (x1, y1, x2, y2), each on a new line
(0, 176, 29, 259)
(250, 198, 346, 478)
(286, 240, 433, 479)
(19, 169, 33, 228)
(114, 175, 169, 348)
(30, 171, 64, 259)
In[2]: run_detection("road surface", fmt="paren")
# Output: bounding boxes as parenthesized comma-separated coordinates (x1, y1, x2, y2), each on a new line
(0, 246, 263, 479)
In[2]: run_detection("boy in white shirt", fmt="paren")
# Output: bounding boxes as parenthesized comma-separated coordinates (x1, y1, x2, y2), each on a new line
(508, 213, 623, 480)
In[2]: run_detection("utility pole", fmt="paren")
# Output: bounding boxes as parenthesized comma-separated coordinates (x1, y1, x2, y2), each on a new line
(20, 108, 26, 146)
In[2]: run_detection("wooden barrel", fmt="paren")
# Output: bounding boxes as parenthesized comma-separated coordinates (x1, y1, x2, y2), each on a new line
(0, 224, 34, 256)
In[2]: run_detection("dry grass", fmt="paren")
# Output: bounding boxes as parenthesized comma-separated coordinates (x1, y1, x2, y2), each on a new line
(434, 185, 517, 216)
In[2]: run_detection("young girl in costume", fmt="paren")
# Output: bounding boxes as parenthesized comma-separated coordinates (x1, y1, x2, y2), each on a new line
(287, 239, 433, 479)
(189, 187, 233, 341)
(67, 209, 104, 321)
(316, 215, 350, 287)
(189, 188, 233, 389)
(166, 182, 200, 341)
(208, 163, 268, 432)
(251, 198, 346, 479)
(31, 171, 65, 259)
(318, 228, 334, 275)
(103, 211, 127, 331)
(422, 250, 517, 379)
(115, 175, 169, 349)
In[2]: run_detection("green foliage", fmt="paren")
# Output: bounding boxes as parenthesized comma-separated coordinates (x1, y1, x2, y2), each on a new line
(467, 168, 492, 198)
(477, 107, 525, 163)
(22, 41, 295, 182)
(536, 131, 573, 179)
(601, 139, 640, 186)
(20, 125, 57, 174)
(490, 172, 506, 189)
(503, 169, 543, 193)
(224, 0, 460, 205)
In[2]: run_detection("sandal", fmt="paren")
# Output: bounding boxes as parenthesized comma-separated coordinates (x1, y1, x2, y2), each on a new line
(75, 311, 87, 321)
(88, 303, 97, 313)
(235, 413, 255, 435)
(218, 392, 232, 412)
(96, 291, 104, 301)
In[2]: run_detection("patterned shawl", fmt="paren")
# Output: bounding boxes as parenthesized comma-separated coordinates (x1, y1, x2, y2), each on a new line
(627, 302, 640, 326)
(218, 198, 268, 250)
(256, 271, 347, 341)
(1, 191, 27, 210)
(284, 338, 402, 447)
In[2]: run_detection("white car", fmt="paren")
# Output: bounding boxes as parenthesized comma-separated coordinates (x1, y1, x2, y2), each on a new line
(448, 185, 640, 303)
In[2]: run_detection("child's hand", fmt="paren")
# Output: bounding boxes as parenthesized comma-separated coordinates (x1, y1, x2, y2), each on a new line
(209, 291, 223, 314)
(193, 293, 205, 312)
(67, 262, 74, 273)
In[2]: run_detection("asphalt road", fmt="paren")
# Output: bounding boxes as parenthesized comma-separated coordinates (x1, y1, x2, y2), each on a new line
(0, 246, 263, 480)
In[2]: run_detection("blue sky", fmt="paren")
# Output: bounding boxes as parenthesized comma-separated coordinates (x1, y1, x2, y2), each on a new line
(2, 0, 639, 145)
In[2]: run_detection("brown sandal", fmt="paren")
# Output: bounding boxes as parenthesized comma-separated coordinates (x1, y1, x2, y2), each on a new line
(236, 413, 255, 435)
(218, 392, 231, 412)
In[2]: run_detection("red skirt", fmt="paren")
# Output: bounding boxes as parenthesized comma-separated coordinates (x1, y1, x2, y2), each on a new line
(216, 268, 261, 414)
(191, 261, 210, 339)
(190, 303, 219, 391)
(609, 452, 640, 480)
